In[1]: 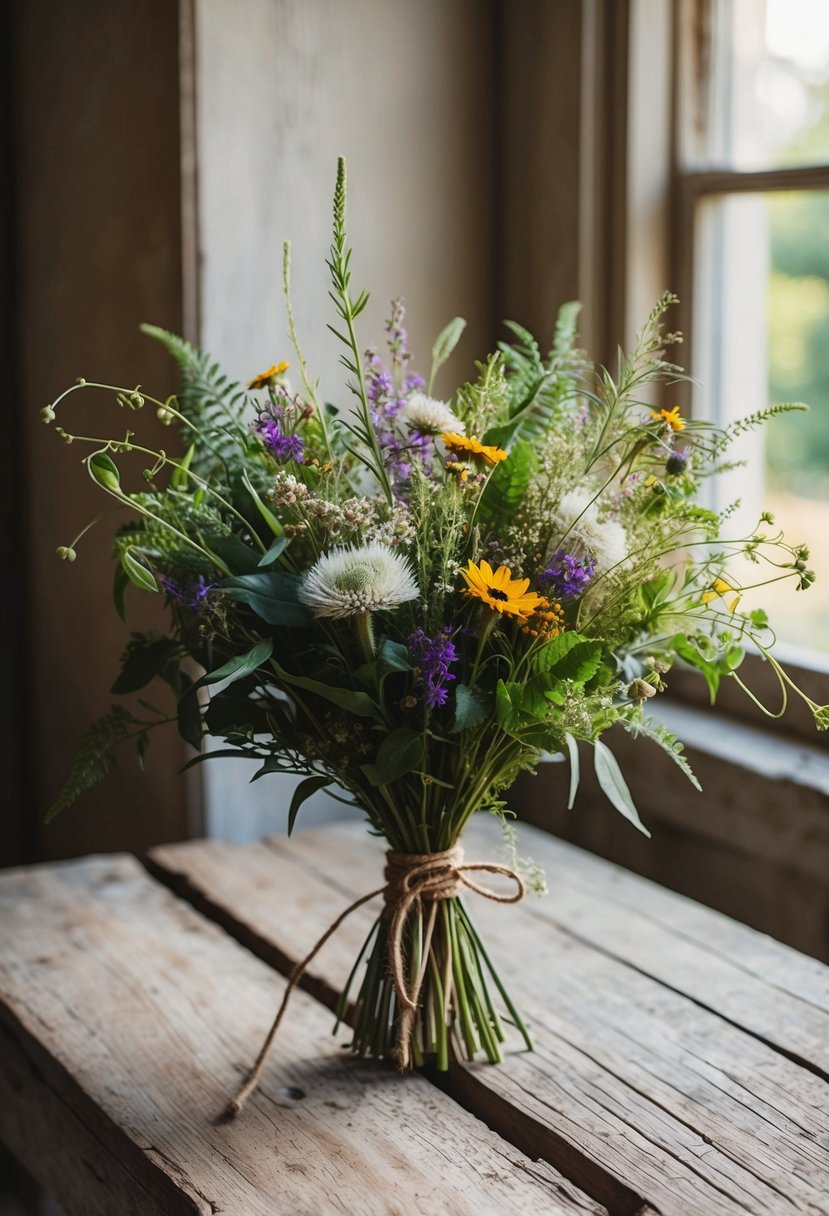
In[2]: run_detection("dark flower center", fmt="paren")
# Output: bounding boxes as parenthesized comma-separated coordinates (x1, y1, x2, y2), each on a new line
(487, 586, 509, 601)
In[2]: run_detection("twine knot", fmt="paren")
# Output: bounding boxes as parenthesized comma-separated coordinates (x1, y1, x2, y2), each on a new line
(226, 843, 524, 1117)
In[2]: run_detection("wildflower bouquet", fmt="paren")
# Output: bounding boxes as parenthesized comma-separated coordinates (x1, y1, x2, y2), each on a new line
(46, 160, 825, 1095)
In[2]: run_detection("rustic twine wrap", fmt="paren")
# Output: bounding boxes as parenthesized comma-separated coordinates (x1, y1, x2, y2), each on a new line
(227, 845, 524, 1117)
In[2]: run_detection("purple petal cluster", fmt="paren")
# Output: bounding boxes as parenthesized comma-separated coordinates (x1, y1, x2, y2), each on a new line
(408, 626, 458, 709)
(364, 300, 427, 489)
(666, 448, 689, 476)
(539, 551, 597, 600)
(255, 416, 304, 463)
(160, 573, 216, 615)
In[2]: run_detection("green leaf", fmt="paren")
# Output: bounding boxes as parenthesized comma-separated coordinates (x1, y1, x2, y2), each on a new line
(113, 563, 128, 622)
(241, 469, 283, 536)
(202, 638, 273, 687)
(377, 638, 412, 672)
(429, 316, 467, 391)
(111, 637, 182, 694)
(222, 572, 311, 626)
(258, 535, 290, 568)
(671, 633, 721, 703)
(171, 442, 195, 490)
(44, 705, 137, 821)
(177, 685, 204, 750)
(534, 633, 602, 683)
(354, 637, 412, 691)
(272, 661, 381, 718)
(593, 738, 651, 837)
(286, 774, 332, 834)
(361, 728, 424, 786)
(479, 440, 533, 523)
(623, 713, 702, 791)
(204, 532, 263, 574)
(122, 548, 159, 593)
(203, 690, 271, 736)
(88, 451, 122, 493)
(564, 732, 580, 810)
(450, 684, 489, 732)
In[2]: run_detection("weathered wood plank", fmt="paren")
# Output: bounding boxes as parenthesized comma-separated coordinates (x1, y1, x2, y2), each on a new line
(149, 822, 829, 1216)
(0, 855, 606, 1216)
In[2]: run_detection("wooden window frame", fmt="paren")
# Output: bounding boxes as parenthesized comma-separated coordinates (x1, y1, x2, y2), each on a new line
(614, 0, 829, 748)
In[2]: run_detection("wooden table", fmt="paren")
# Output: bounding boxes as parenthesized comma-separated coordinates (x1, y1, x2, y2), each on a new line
(1, 819, 828, 1216)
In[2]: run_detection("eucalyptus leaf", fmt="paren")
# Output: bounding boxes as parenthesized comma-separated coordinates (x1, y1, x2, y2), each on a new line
(563, 732, 580, 810)
(258, 535, 290, 568)
(593, 738, 651, 837)
(202, 638, 273, 687)
(204, 533, 263, 575)
(285, 774, 332, 834)
(273, 660, 381, 718)
(223, 571, 310, 626)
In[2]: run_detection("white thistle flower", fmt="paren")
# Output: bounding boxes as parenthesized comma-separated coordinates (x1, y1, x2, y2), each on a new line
(553, 490, 628, 571)
(398, 392, 465, 435)
(299, 542, 419, 619)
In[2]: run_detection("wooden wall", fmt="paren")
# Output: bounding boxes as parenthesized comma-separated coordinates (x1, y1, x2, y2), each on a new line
(7, 0, 195, 861)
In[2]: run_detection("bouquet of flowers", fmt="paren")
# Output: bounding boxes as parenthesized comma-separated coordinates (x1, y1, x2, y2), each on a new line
(45, 159, 825, 1102)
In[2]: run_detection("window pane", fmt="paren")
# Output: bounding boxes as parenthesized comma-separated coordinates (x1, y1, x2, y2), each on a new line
(682, 0, 829, 170)
(693, 190, 829, 654)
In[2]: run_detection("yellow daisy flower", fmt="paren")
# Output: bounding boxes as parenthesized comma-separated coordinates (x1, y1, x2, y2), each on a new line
(650, 405, 686, 431)
(249, 361, 290, 389)
(701, 577, 741, 613)
(441, 432, 508, 466)
(460, 559, 545, 619)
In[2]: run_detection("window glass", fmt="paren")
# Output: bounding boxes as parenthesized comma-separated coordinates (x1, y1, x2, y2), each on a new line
(685, 0, 829, 170)
(694, 190, 829, 653)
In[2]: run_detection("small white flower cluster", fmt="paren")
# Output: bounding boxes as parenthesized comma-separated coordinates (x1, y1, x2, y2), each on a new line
(552, 490, 628, 572)
(399, 392, 465, 435)
(272, 472, 312, 507)
(299, 542, 420, 619)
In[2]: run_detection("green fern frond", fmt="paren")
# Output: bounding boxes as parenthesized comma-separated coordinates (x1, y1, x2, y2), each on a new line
(140, 323, 252, 475)
(623, 712, 702, 790)
(45, 706, 139, 821)
(708, 402, 809, 459)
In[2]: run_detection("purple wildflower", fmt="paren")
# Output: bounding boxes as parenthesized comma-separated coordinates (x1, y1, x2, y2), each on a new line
(255, 416, 304, 463)
(666, 448, 690, 476)
(539, 551, 597, 600)
(160, 573, 216, 616)
(408, 626, 458, 709)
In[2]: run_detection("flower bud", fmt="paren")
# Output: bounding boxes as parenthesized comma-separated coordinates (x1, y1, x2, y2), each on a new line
(628, 678, 656, 701)
(56, 545, 77, 562)
(40, 405, 56, 423)
(157, 406, 174, 425)
(75, 376, 86, 386)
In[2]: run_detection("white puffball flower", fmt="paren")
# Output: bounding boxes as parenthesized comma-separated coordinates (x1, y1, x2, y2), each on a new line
(398, 392, 466, 435)
(299, 542, 420, 619)
(553, 490, 628, 572)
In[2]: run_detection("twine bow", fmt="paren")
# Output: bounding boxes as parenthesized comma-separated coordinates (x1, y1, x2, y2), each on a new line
(227, 844, 524, 1117)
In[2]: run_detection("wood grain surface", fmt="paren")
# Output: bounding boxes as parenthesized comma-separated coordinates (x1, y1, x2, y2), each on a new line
(149, 819, 829, 1216)
(0, 854, 606, 1216)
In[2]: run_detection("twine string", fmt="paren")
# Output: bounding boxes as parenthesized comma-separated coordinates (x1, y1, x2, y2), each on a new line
(226, 844, 524, 1117)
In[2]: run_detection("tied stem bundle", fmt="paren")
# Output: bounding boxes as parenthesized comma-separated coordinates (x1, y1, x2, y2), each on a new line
(227, 846, 524, 1117)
